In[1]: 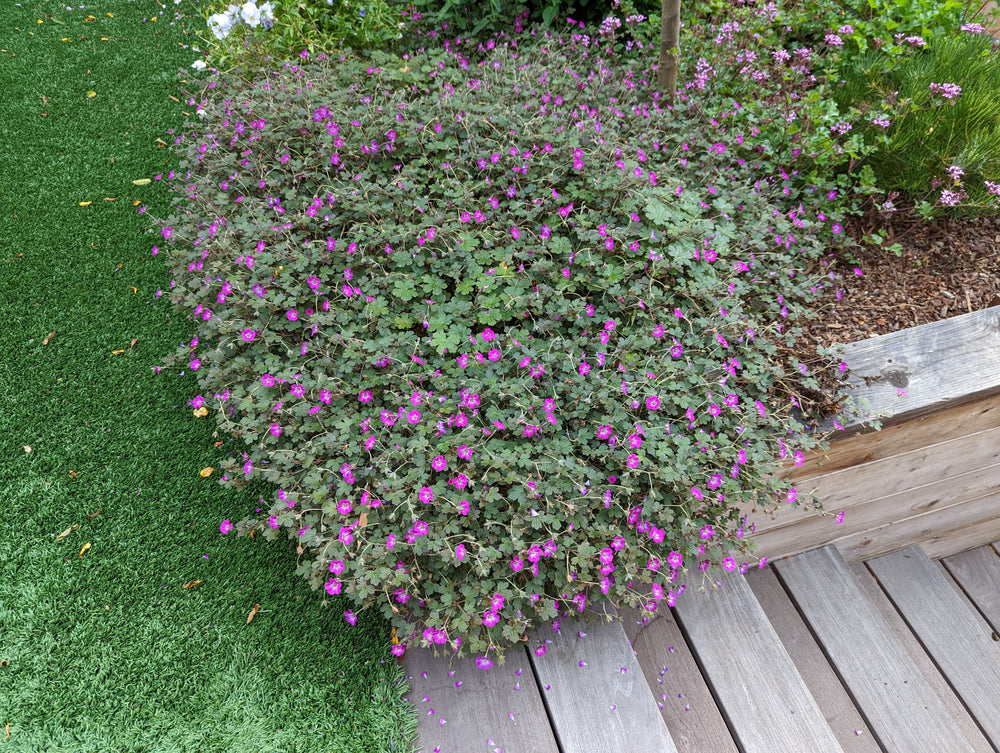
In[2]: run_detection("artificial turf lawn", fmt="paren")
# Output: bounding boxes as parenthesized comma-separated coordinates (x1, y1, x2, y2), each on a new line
(0, 2, 416, 750)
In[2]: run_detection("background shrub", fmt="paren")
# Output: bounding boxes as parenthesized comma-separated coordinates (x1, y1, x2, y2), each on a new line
(833, 30, 1000, 215)
(197, 0, 406, 69)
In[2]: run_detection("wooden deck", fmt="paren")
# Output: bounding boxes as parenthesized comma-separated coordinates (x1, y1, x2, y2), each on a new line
(404, 541, 1000, 752)
(741, 305, 1000, 562)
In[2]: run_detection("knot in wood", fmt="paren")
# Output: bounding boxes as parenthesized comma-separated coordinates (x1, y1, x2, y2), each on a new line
(881, 366, 910, 389)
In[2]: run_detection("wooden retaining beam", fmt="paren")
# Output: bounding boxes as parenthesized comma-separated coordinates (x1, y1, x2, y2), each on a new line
(742, 305, 1000, 562)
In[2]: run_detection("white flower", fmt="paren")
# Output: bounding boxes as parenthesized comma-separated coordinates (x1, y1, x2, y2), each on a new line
(208, 12, 233, 40)
(191, 59, 208, 71)
(259, 1, 275, 25)
(196, 108, 208, 119)
(241, 1, 261, 27)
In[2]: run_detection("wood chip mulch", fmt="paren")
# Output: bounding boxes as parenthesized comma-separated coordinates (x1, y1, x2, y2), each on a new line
(799, 206, 1000, 350)
(787, 204, 1000, 418)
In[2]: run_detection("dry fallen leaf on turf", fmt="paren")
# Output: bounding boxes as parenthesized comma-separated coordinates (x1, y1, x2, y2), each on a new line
(23, 445, 31, 453)
(155, 138, 167, 148)
(246, 604, 260, 624)
(79, 542, 91, 558)
(86, 91, 96, 98)
(213, 441, 223, 448)
(78, 201, 91, 206)
(129, 338, 138, 350)
(132, 200, 141, 206)
(42, 330, 55, 345)
(199, 467, 214, 477)
(131, 178, 150, 186)
(193, 407, 208, 418)
(111, 349, 124, 355)
(87, 505, 101, 518)
(129, 286, 137, 294)
(358, 511, 369, 529)
(182, 580, 202, 589)
(56, 523, 79, 541)
(103, 197, 116, 201)
(4, 722, 7, 740)
(68, 470, 78, 477)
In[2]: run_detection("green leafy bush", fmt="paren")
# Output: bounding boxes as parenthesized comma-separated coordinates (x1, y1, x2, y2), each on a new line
(782, 0, 972, 57)
(155, 26, 848, 661)
(833, 30, 1000, 215)
(196, 0, 406, 69)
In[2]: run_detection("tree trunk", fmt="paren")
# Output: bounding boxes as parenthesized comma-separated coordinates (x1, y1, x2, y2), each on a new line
(658, 0, 680, 103)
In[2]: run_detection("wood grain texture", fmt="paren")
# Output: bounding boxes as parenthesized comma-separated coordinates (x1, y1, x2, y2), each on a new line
(833, 305, 1000, 426)
(744, 567, 880, 753)
(866, 546, 1000, 744)
(620, 605, 739, 753)
(775, 546, 984, 753)
(942, 543, 1000, 634)
(672, 572, 842, 753)
(830, 490, 1000, 562)
(917, 518, 1000, 561)
(847, 561, 996, 753)
(404, 644, 559, 753)
(747, 427, 1000, 535)
(778, 394, 1000, 482)
(527, 604, 678, 753)
(745, 461, 1000, 558)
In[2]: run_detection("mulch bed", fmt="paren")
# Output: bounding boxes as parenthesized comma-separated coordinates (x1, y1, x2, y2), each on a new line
(802, 206, 1000, 347)
(789, 204, 1000, 419)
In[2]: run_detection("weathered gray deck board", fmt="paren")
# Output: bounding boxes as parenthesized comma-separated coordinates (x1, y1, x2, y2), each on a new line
(835, 305, 1000, 427)
(832, 490, 1000, 562)
(672, 572, 842, 753)
(942, 543, 1000, 634)
(620, 605, 739, 753)
(781, 393, 1000, 481)
(867, 546, 1000, 744)
(775, 546, 986, 753)
(755, 428, 1000, 534)
(744, 567, 880, 753)
(847, 561, 996, 753)
(749, 463, 1000, 560)
(404, 644, 559, 753)
(527, 604, 677, 753)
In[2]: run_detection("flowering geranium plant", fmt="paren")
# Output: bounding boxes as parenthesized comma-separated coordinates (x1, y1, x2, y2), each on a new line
(154, 19, 854, 661)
